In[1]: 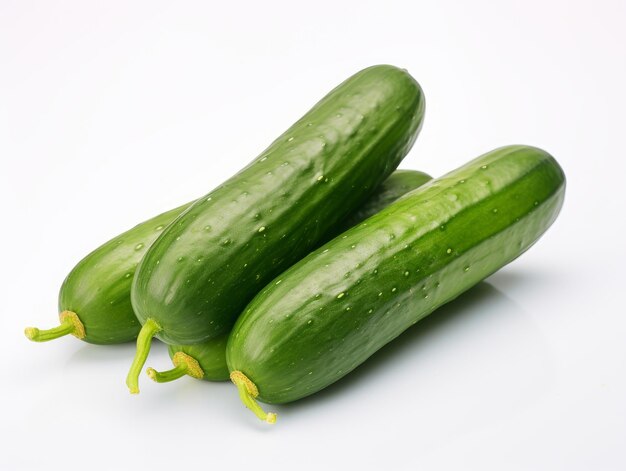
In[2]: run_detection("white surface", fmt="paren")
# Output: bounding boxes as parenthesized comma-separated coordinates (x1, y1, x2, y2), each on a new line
(1, 1, 625, 470)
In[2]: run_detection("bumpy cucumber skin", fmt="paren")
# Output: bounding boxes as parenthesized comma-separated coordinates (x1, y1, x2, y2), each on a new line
(167, 169, 432, 380)
(58, 204, 191, 344)
(226, 145, 566, 404)
(132, 65, 425, 345)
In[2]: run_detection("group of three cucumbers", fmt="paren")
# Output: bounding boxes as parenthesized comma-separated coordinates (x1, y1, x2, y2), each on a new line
(26, 65, 565, 423)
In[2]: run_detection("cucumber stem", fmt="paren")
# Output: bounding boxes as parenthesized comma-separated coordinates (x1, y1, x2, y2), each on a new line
(230, 370, 276, 424)
(24, 323, 73, 342)
(146, 363, 187, 382)
(126, 318, 161, 394)
(146, 351, 204, 383)
(24, 311, 85, 342)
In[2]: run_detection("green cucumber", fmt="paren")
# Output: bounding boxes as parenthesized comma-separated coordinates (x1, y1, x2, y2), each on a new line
(24, 203, 192, 345)
(147, 170, 432, 383)
(126, 64, 426, 393)
(226, 145, 566, 423)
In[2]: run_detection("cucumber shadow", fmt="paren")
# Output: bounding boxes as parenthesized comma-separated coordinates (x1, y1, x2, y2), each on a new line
(279, 278, 522, 416)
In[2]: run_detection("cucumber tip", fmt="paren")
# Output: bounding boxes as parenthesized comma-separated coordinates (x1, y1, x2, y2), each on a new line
(146, 368, 157, 381)
(24, 327, 38, 340)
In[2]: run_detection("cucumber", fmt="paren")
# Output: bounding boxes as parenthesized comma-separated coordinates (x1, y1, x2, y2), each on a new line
(24, 203, 192, 345)
(147, 170, 432, 383)
(126, 64, 426, 393)
(226, 145, 566, 423)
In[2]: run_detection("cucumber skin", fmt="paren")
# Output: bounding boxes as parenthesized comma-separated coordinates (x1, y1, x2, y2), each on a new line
(132, 65, 425, 345)
(58, 204, 191, 344)
(166, 169, 432, 381)
(226, 145, 566, 404)
(336, 170, 431, 234)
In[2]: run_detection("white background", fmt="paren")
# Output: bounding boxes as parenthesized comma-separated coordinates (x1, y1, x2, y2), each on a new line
(1, 1, 624, 470)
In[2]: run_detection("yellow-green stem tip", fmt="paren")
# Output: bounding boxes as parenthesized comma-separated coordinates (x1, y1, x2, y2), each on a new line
(146, 368, 157, 381)
(24, 327, 38, 340)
